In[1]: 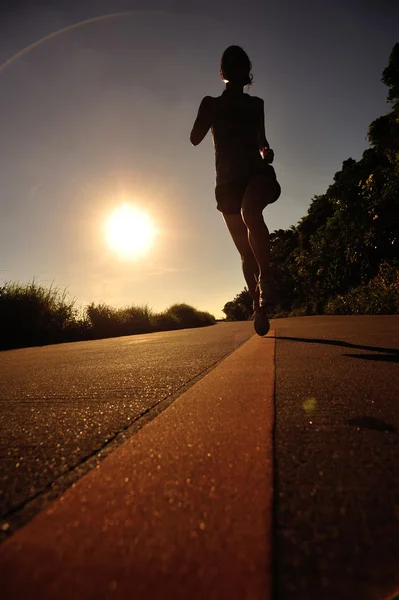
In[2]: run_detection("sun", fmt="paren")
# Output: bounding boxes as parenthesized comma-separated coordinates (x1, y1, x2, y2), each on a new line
(105, 204, 157, 258)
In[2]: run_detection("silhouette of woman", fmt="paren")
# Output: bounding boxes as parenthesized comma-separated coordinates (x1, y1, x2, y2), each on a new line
(190, 45, 281, 336)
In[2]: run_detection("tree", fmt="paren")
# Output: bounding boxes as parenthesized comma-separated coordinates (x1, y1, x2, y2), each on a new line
(382, 42, 399, 111)
(222, 288, 253, 321)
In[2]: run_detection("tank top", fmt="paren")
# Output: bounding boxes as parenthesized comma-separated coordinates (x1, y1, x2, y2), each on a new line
(211, 90, 266, 186)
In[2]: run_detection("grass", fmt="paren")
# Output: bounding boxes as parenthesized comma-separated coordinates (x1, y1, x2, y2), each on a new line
(0, 281, 216, 350)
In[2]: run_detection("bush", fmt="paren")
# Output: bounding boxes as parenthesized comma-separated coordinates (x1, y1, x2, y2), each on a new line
(150, 311, 181, 331)
(288, 307, 311, 317)
(123, 304, 153, 334)
(85, 303, 122, 338)
(85, 303, 153, 338)
(0, 282, 216, 350)
(63, 317, 93, 342)
(325, 263, 399, 315)
(196, 310, 217, 326)
(165, 303, 216, 328)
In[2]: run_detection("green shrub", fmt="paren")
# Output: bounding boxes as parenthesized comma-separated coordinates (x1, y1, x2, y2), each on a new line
(150, 311, 181, 331)
(122, 304, 153, 334)
(288, 307, 310, 317)
(63, 317, 93, 342)
(165, 303, 216, 328)
(196, 310, 217, 326)
(0, 282, 217, 350)
(326, 263, 399, 315)
(85, 303, 153, 338)
(85, 303, 122, 338)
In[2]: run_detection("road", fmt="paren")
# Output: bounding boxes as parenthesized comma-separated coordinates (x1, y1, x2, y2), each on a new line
(0, 322, 253, 533)
(1, 316, 399, 600)
(273, 315, 399, 600)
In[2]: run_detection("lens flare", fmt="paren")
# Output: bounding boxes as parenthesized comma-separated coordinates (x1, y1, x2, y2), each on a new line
(303, 397, 317, 413)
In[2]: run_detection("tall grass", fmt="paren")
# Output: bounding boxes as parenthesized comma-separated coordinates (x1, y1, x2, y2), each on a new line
(0, 281, 78, 349)
(85, 303, 153, 338)
(0, 282, 216, 350)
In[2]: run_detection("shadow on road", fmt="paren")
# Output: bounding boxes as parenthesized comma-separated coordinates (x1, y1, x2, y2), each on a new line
(277, 336, 399, 356)
(344, 353, 399, 362)
(348, 416, 397, 434)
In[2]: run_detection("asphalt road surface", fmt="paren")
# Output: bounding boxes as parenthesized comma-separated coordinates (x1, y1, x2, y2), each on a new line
(1, 315, 399, 600)
(0, 330, 275, 600)
(273, 315, 399, 600)
(0, 322, 253, 535)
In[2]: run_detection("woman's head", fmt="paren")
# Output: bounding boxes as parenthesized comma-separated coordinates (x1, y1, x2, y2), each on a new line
(220, 46, 253, 87)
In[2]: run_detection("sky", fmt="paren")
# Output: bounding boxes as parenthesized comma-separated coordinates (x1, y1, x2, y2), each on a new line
(0, 0, 398, 319)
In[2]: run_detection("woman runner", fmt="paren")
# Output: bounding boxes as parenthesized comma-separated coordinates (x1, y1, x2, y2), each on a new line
(190, 45, 281, 336)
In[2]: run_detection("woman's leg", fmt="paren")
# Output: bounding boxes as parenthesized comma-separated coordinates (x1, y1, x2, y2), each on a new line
(241, 174, 278, 279)
(222, 212, 260, 309)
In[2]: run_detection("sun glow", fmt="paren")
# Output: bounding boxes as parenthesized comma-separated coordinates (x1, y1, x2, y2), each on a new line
(105, 204, 157, 258)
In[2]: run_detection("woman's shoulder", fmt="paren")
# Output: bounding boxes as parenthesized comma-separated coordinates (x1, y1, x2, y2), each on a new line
(198, 95, 219, 114)
(200, 95, 220, 104)
(246, 94, 264, 106)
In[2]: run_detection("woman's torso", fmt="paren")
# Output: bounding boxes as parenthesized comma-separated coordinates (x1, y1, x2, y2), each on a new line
(210, 90, 264, 186)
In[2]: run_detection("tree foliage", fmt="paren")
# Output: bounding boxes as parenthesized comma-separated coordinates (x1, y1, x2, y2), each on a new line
(222, 289, 253, 321)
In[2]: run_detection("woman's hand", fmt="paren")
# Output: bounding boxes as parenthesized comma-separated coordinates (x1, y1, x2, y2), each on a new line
(261, 147, 274, 163)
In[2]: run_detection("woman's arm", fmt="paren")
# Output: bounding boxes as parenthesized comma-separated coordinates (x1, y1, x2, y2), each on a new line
(257, 98, 274, 162)
(190, 96, 213, 146)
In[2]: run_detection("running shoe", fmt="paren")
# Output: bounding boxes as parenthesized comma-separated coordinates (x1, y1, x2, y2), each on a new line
(253, 306, 270, 336)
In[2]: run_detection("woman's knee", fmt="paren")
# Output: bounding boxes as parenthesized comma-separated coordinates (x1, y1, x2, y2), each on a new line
(241, 204, 264, 229)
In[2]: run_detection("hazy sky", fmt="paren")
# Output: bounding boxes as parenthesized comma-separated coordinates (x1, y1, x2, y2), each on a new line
(0, 0, 397, 318)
